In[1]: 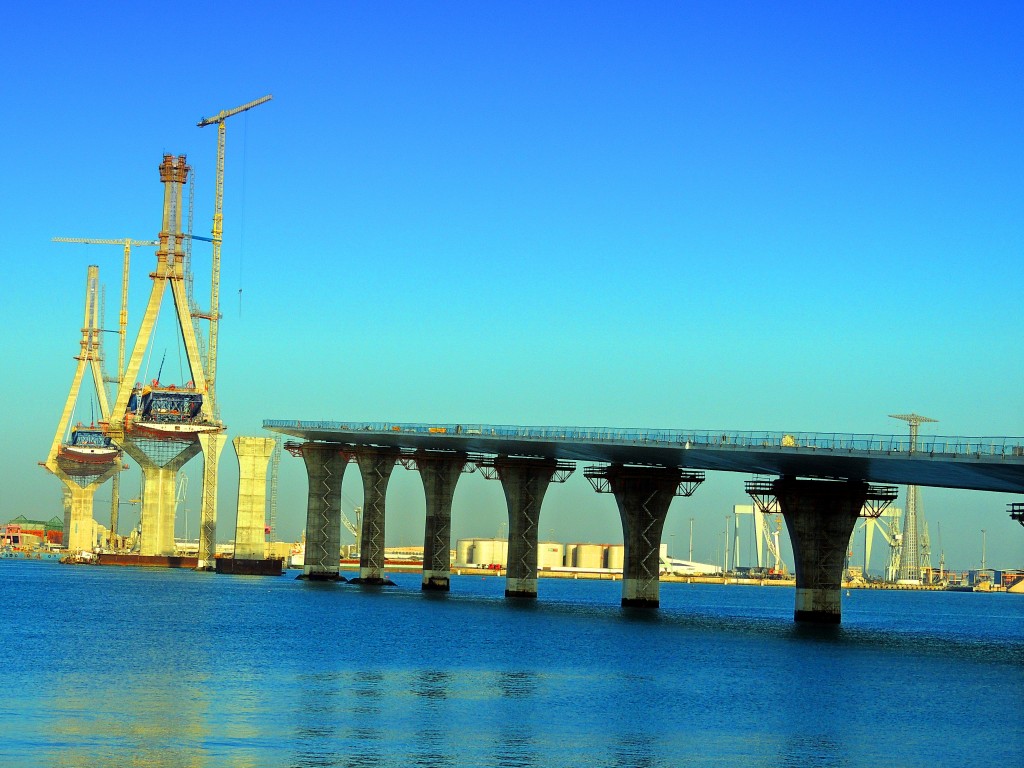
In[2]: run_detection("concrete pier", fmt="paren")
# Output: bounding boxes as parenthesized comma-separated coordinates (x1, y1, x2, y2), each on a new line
(65, 485, 97, 553)
(232, 437, 276, 560)
(773, 477, 873, 624)
(139, 465, 179, 557)
(197, 432, 226, 569)
(586, 464, 704, 608)
(117, 438, 200, 557)
(353, 448, 401, 584)
(300, 444, 349, 580)
(410, 450, 472, 592)
(480, 456, 574, 598)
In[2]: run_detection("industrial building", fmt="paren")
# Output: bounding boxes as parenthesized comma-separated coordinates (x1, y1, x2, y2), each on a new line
(455, 537, 721, 575)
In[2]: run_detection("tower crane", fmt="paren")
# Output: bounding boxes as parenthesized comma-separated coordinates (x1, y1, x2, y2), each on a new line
(196, 94, 272, 416)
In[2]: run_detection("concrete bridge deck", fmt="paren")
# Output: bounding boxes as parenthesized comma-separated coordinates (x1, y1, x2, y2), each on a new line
(263, 420, 1024, 493)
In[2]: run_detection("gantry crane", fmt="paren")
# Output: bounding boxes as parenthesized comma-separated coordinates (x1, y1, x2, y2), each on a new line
(52, 237, 155, 543)
(196, 94, 272, 415)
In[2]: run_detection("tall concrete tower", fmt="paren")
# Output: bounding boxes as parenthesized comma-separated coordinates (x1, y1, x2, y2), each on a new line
(890, 413, 937, 584)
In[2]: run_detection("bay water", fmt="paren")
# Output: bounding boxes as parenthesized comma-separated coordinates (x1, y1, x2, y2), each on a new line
(2, 561, 1021, 767)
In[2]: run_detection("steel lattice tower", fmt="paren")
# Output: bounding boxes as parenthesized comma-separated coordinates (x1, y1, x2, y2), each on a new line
(890, 413, 937, 584)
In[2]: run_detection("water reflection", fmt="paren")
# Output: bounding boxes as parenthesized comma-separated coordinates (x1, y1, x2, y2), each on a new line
(608, 733, 656, 768)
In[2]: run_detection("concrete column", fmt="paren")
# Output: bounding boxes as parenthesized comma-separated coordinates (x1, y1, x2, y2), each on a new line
(353, 448, 400, 585)
(197, 432, 226, 569)
(300, 444, 349, 580)
(140, 465, 178, 556)
(607, 466, 684, 608)
(773, 477, 868, 624)
(65, 484, 97, 553)
(415, 451, 470, 592)
(232, 437, 276, 560)
(484, 457, 569, 599)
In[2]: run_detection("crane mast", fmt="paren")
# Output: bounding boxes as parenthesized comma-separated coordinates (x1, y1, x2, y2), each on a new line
(196, 94, 272, 416)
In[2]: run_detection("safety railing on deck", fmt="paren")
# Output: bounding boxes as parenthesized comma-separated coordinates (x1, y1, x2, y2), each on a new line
(263, 420, 1024, 459)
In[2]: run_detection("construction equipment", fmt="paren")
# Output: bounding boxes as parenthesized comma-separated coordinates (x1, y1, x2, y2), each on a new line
(196, 94, 272, 417)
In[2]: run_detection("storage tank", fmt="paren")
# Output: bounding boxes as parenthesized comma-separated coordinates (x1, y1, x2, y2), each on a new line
(605, 544, 625, 570)
(537, 542, 565, 569)
(470, 538, 508, 567)
(563, 544, 578, 567)
(573, 543, 605, 569)
(455, 539, 473, 566)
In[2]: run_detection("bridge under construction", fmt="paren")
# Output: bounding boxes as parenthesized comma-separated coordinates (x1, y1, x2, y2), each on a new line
(265, 419, 1024, 624)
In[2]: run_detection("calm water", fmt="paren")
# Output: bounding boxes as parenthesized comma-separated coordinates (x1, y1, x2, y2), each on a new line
(1, 562, 1021, 768)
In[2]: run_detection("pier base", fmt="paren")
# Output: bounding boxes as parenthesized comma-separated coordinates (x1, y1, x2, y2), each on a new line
(774, 477, 868, 624)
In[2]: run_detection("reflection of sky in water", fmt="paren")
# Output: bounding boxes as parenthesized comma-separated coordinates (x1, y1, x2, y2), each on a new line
(0, 563, 1021, 767)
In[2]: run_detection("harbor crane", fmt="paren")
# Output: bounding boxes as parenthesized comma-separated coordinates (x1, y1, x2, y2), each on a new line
(196, 94, 272, 415)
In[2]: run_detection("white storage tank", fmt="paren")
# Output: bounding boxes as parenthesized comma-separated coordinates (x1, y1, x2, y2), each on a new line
(573, 543, 605, 569)
(470, 538, 508, 567)
(563, 544, 578, 567)
(455, 539, 473, 566)
(605, 544, 625, 570)
(537, 541, 564, 569)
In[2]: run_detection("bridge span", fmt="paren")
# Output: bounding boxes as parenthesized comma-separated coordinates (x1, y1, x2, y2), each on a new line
(264, 419, 1024, 624)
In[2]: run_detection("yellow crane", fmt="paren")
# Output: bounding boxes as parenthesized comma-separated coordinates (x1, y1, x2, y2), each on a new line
(52, 237, 156, 544)
(196, 94, 272, 414)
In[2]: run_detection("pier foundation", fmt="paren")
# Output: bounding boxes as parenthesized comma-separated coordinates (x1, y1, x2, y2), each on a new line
(586, 465, 704, 608)
(353, 448, 401, 585)
(410, 450, 472, 592)
(232, 436, 276, 560)
(773, 477, 874, 624)
(300, 444, 349, 580)
(481, 457, 574, 598)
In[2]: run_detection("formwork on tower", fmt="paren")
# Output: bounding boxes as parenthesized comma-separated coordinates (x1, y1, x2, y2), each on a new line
(104, 154, 225, 561)
(41, 264, 124, 553)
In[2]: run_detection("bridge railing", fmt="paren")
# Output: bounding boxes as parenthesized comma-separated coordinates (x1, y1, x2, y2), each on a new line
(262, 420, 1024, 459)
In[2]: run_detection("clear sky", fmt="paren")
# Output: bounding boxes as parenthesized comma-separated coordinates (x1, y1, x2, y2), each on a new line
(3, 2, 1021, 572)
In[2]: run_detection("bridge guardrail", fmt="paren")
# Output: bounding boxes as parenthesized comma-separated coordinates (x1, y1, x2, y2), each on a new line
(263, 420, 1024, 459)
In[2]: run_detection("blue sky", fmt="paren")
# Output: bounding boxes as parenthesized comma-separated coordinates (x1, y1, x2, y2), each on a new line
(2, 2, 1021, 571)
